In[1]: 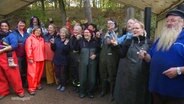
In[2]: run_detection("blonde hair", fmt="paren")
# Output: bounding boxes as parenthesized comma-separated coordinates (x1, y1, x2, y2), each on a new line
(127, 18, 138, 25)
(49, 24, 57, 29)
(48, 24, 57, 34)
(60, 27, 69, 38)
(133, 21, 147, 37)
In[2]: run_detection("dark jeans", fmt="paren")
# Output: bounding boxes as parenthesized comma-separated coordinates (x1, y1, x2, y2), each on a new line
(18, 57, 27, 76)
(18, 57, 27, 87)
(69, 53, 79, 84)
(152, 92, 184, 104)
(54, 64, 67, 86)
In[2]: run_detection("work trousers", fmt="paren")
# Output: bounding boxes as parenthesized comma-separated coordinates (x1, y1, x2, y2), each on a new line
(27, 61, 44, 92)
(45, 60, 56, 84)
(0, 52, 24, 96)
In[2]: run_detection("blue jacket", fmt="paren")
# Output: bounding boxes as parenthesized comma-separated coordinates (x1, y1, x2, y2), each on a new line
(43, 33, 57, 42)
(51, 37, 70, 65)
(5, 32, 18, 50)
(13, 29, 29, 44)
(149, 29, 184, 98)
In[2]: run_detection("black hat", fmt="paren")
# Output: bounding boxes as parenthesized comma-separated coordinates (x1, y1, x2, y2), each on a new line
(166, 4, 184, 18)
(178, 4, 184, 11)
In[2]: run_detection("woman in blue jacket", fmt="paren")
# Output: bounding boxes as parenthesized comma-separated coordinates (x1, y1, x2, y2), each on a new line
(51, 27, 70, 92)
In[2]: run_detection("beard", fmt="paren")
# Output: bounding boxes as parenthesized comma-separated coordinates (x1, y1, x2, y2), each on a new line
(157, 24, 183, 51)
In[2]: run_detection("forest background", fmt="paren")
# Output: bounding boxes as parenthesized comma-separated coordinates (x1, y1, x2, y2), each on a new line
(1, 0, 156, 36)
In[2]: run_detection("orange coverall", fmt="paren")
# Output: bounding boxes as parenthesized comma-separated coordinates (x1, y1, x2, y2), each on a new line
(0, 51, 24, 96)
(25, 34, 45, 92)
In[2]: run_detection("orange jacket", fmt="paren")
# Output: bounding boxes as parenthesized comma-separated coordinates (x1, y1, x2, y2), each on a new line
(44, 42, 54, 61)
(25, 34, 45, 61)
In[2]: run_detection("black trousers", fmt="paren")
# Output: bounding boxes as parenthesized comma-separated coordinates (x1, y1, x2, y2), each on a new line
(54, 64, 67, 86)
(152, 92, 184, 104)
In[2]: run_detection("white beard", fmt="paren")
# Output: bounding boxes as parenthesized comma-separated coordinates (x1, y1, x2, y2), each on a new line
(157, 25, 182, 51)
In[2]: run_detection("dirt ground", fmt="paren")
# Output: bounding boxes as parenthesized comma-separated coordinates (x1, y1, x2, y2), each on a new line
(0, 82, 115, 104)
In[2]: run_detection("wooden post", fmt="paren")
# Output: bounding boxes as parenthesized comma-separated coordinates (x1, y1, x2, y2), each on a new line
(144, 7, 151, 39)
(124, 6, 135, 24)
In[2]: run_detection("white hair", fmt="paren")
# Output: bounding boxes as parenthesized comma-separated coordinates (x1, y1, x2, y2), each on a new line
(157, 20, 183, 51)
(73, 25, 82, 32)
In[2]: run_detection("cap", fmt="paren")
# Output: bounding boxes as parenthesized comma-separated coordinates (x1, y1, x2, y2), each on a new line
(166, 4, 184, 18)
(166, 9, 184, 18)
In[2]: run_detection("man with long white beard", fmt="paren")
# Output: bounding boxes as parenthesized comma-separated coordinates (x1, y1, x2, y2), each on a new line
(138, 5, 184, 104)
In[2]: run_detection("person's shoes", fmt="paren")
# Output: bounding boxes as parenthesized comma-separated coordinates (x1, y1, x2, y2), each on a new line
(57, 85, 61, 90)
(59, 86, 65, 92)
(29, 91, 36, 95)
(18, 93, 25, 98)
(0, 95, 5, 100)
(99, 91, 105, 97)
(37, 85, 43, 90)
(88, 93, 94, 99)
(79, 94, 86, 98)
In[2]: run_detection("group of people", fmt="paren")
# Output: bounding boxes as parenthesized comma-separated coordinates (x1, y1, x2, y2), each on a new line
(113, 4, 184, 104)
(0, 4, 184, 104)
(113, 5, 184, 104)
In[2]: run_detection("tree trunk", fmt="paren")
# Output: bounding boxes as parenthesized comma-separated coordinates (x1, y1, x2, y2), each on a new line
(41, 0, 45, 16)
(124, 6, 135, 23)
(93, 0, 96, 8)
(68, 0, 70, 7)
(84, 0, 93, 23)
(80, 0, 82, 8)
(140, 10, 144, 23)
(102, 0, 105, 8)
(54, 0, 58, 9)
(58, 0, 67, 26)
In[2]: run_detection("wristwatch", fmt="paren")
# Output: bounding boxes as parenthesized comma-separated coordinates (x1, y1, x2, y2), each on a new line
(176, 67, 182, 75)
